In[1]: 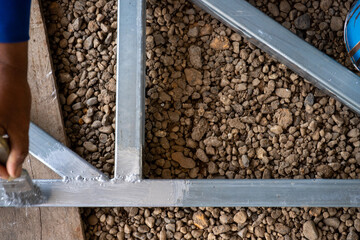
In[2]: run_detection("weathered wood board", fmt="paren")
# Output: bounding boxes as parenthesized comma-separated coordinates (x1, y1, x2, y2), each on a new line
(0, 0, 85, 239)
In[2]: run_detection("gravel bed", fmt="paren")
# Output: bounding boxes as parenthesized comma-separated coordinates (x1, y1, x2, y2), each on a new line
(41, 0, 360, 239)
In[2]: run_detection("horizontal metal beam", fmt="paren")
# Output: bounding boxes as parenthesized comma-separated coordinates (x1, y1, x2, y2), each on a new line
(29, 123, 108, 180)
(192, 0, 360, 115)
(0, 179, 359, 207)
(115, 0, 145, 181)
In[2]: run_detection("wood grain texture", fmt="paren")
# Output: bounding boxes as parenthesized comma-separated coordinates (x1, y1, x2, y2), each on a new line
(0, 0, 85, 239)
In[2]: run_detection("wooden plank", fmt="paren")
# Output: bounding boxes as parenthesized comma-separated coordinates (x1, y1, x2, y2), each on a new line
(0, 0, 85, 239)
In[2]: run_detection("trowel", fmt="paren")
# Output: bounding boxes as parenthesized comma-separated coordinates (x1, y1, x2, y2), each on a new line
(0, 136, 43, 206)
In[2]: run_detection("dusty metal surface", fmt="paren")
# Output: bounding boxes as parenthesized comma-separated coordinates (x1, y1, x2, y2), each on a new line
(29, 123, 107, 180)
(1, 0, 360, 207)
(0, 179, 358, 207)
(191, 0, 360, 115)
(114, 0, 145, 181)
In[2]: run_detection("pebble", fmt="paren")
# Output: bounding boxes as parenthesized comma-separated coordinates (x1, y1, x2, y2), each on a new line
(275, 88, 291, 98)
(188, 26, 199, 38)
(210, 36, 230, 50)
(279, 0, 291, 13)
(191, 119, 208, 141)
(348, 230, 359, 240)
(303, 220, 319, 240)
(274, 108, 293, 129)
(268, 3, 279, 17)
(192, 211, 209, 229)
(83, 141, 98, 152)
(87, 215, 98, 226)
(294, 14, 311, 30)
(304, 93, 314, 106)
(330, 16, 343, 31)
(270, 125, 283, 135)
(320, 0, 333, 11)
(66, 93, 78, 105)
(196, 148, 209, 162)
(234, 210, 247, 224)
(275, 223, 291, 235)
(86, 97, 98, 106)
(171, 152, 196, 169)
(347, 129, 360, 138)
(184, 68, 203, 86)
(212, 225, 231, 235)
(188, 45, 202, 69)
(324, 217, 340, 228)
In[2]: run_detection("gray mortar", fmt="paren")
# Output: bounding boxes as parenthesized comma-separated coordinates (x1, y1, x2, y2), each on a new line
(1, 184, 45, 207)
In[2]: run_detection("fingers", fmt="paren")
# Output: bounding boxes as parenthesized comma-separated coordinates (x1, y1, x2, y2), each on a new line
(0, 165, 9, 179)
(6, 128, 29, 178)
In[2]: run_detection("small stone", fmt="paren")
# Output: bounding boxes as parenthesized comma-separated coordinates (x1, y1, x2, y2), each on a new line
(196, 149, 209, 162)
(210, 36, 230, 50)
(234, 210, 247, 224)
(159, 228, 166, 240)
(185, 68, 203, 86)
(88, 20, 99, 32)
(348, 129, 360, 138)
(87, 215, 98, 226)
(280, 1, 291, 13)
(212, 225, 231, 235)
(86, 97, 98, 106)
(270, 125, 283, 135)
(347, 231, 359, 240)
(200, 24, 212, 36)
(145, 216, 155, 228)
(330, 16, 343, 31)
(204, 136, 222, 147)
(241, 155, 250, 168)
(83, 141, 97, 152)
(274, 108, 293, 129)
(275, 223, 290, 235)
(84, 36, 94, 50)
(303, 220, 319, 240)
(275, 88, 291, 98)
(106, 215, 114, 226)
(191, 118, 209, 141)
(188, 26, 199, 38)
(99, 126, 113, 134)
(316, 165, 334, 178)
(320, 0, 333, 11)
(193, 211, 209, 229)
(324, 217, 340, 228)
(268, 3, 279, 16)
(66, 93, 78, 105)
(72, 102, 84, 111)
(294, 14, 311, 30)
(304, 93, 314, 106)
(171, 152, 196, 169)
(138, 225, 149, 233)
(189, 45, 202, 69)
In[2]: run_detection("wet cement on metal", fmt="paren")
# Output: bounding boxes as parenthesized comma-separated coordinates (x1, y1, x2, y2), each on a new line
(1, 184, 45, 207)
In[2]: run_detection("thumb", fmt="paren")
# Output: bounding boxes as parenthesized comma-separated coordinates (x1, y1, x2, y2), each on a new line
(6, 130, 29, 178)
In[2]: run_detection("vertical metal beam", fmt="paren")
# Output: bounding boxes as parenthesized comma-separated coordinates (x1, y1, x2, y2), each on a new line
(29, 123, 108, 180)
(115, 0, 145, 181)
(192, 0, 360, 115)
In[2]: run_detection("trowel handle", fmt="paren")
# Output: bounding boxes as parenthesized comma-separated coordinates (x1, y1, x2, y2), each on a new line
(0, 136, 10, 166)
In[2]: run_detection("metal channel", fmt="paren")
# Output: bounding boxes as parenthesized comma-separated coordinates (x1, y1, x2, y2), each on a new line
(192, 0, 360, 115)
(29, 123, 108, 180)
(0, 179, 360, 207)
(115, 0, 145, 181)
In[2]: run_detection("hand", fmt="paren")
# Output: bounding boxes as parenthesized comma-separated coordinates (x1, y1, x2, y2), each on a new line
(0, 42, 31, 179)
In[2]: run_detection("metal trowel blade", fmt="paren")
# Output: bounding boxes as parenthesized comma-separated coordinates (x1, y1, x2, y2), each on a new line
(1, 169, 44, 206)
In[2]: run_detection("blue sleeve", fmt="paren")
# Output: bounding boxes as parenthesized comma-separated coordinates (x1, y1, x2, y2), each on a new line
(0, 0, 32, 43)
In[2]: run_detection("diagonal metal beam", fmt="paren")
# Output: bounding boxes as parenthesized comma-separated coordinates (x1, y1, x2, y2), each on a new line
(0, 179, 359, 207)
(29, 123, 108, 180)
(114, 0, 145, 181)
(192, 0, 360, 115)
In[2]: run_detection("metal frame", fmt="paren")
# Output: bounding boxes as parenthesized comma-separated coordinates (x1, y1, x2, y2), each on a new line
(0, 0, 360, 207)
